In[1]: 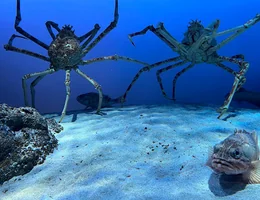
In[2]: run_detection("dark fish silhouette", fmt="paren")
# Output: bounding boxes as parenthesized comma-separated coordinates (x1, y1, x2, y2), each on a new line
(230, 88, 260, 107)
(76, 92, 122, 109)
(206, 129, 260, 184)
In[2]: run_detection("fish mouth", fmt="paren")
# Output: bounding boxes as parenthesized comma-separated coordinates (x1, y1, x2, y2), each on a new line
(212, 158, 233, 168)
(211, 158, 239, 174)
(210, 157, 248, 175)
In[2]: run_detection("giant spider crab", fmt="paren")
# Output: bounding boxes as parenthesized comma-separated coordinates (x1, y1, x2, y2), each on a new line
(4, 0, 149, 122)
(121, 14, 260, 118)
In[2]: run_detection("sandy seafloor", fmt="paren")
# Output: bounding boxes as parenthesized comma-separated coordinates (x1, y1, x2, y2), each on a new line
(1, 103, 260, 200)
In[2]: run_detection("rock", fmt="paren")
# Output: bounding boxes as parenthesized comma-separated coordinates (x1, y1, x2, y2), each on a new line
(46, 118, 63, 133)
(0, 104, 62, 185)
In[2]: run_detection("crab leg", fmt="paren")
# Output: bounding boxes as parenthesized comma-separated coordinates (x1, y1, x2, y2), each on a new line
(128, 25, 155, 46)
(217, 56, 249, 119)
(155, 23, 188, 53)
(15, 0, 49, 49)
(81, 54, 150, 104)
(171, 63, 195, 100)
(156, 61, 189, 100)
(169, 59, 242, 109)
(30, 75, 46, 108)
(121, 56, 182, 102)
(79, 24, 101, 49)
(215, 62, 236, 76)
(74, 68, 103, 115)
(128, 23, 185, 53)
(82, 0, 118, 56)
(22, 69, 55, 106)
(206, 19, 220, 33)
(207, 14, 260, 55)
(59, 70, 71, 123)
(45, 21, 61, 40)
(4, 34, 50, 62)
(169, 60, 237, 101)
(80, 54, 149, 66)
(213, 54, 244, 75)
(230, 54, 245, 60)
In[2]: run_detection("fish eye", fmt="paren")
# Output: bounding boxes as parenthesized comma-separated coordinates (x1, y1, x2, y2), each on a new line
(230, 148, 241, 159)
(213, 144, 222, 153)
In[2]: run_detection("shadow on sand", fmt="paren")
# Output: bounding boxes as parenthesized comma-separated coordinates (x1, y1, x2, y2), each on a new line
(208, 172, 247, 197)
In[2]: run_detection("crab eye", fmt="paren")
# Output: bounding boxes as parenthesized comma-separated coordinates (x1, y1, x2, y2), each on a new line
(230, 148, 241, 159)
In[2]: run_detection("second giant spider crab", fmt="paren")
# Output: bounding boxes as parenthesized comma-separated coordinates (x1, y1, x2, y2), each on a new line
(121, 14, 260, 118)
(4, 0, 149, 122)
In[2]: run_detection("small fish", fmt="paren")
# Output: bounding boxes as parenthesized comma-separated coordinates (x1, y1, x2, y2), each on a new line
(228, 87, 260, 107)
(206, 129, 260, 184)
(76, 92, 122, 109)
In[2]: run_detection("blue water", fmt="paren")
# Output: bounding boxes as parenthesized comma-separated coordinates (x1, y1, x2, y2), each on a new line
(0, 0, 259, 114)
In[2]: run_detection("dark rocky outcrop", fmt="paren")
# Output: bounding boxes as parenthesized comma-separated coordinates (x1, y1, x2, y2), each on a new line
(0, 104, 63, 185)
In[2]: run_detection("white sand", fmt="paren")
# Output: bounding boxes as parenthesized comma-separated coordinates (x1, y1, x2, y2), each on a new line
(1, 104, 260, 200)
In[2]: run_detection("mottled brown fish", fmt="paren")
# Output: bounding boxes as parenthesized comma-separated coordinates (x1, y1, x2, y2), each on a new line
(76, 92, 122, 109)
(206, 129, 260, 184)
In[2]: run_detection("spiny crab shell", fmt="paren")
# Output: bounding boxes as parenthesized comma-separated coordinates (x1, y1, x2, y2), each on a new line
(182, 20, 217, 47)
(48, 25, 82, 70)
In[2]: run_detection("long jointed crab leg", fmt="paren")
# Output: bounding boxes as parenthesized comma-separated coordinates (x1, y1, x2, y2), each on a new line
(30, 75, 47, 108)
(156, 61, 189, 100)
(78, 24, 100, 43)
(4, 34, 50, 62)
(128, 26, 155, 46)
(169, 63, 195, 100)
(159, 59, 238, 101)
(74, 68, 103, 114)
(155, 23, 188, 53)
(60, 68, 105, 123)
(15, 0, 49, 49)
(82, 0, 118, 56)
(215, 62, 237, 75)
(217, 56, 249, 118)
(121, 57, 182, 102)
(81, 54, 151, 103)
(207, 14, 260, 55)
(80, 54, 149, 66)
(45, 21, 61, 40)
(59, 70, 71, 123)
(206, 19, 220, 33)
(128, 23, 185, 53)
(22, 69, 55, 106)
(79, 24, 100, 49)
